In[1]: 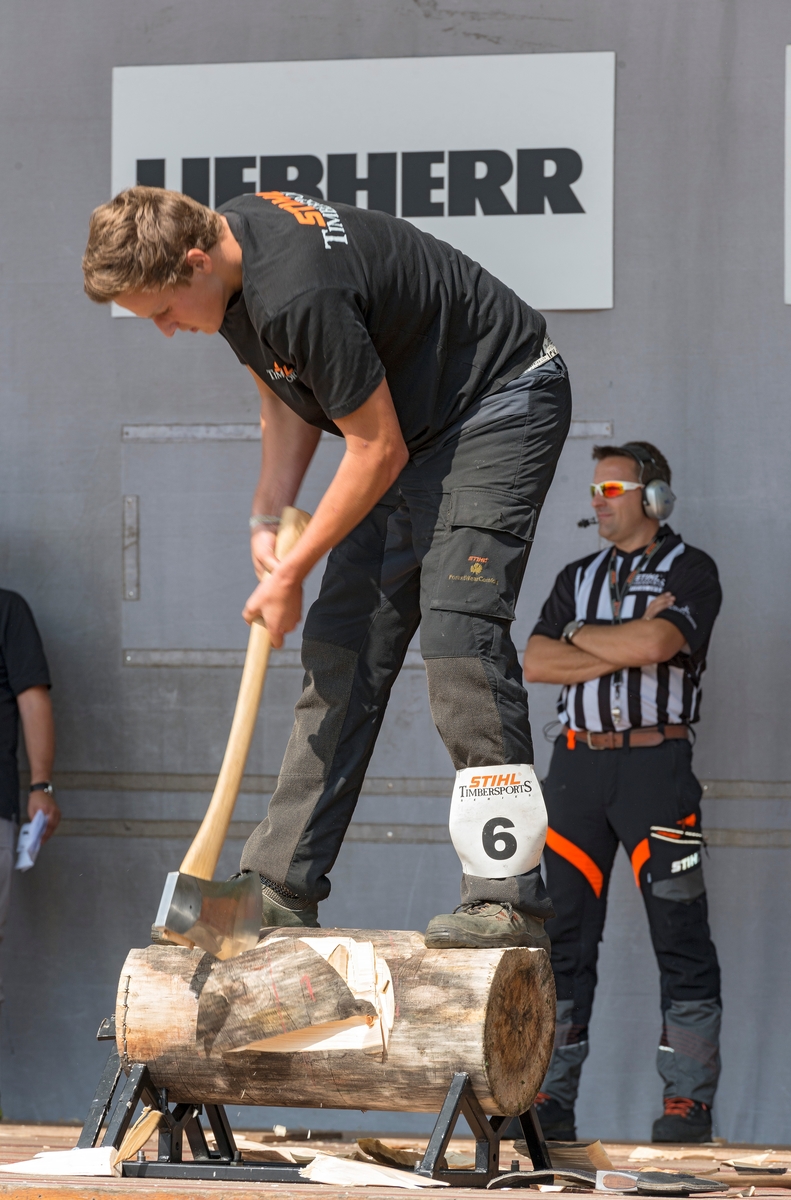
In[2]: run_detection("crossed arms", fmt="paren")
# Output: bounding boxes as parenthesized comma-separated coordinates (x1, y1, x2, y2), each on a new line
(523, 594, 687, 686)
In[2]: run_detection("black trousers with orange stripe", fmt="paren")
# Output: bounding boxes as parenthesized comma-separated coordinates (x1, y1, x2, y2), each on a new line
(541, 735, 722, 1108)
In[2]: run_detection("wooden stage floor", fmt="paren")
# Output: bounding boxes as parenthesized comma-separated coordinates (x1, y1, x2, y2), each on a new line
(1, 1124, 789, 1200)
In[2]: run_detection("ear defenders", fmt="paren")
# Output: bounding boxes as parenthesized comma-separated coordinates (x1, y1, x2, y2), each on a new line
(618, 443, 676, 521)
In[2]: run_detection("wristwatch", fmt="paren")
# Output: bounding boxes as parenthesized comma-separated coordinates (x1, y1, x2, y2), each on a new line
(30, 781, 54, 795)
(562, 619, 586, 645)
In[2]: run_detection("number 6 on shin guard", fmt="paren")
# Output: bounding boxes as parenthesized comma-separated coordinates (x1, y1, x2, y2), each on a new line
(448, 765, 547, 878)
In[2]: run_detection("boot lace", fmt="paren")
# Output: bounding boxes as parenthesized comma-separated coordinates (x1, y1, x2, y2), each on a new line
(453, 901, 516, 919)
(260, 873, 310, 911)
(663, 1096, 707, 1116)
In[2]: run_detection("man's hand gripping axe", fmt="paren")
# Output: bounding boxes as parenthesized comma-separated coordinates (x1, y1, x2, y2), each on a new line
(151, 506, 311, 959)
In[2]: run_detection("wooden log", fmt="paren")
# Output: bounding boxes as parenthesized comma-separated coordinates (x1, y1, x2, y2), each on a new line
(116, 928, 555, 1116)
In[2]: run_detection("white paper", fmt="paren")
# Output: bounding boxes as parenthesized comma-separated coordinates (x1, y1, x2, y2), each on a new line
(15, 809, 49, 872)
(0, 1146, 119, 1176)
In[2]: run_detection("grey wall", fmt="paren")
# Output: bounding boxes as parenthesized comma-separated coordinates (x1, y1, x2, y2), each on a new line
(1, 0, 790, 1143)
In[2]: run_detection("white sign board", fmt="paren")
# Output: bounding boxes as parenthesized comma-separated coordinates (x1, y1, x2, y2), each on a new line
(112, 53, 614, 311)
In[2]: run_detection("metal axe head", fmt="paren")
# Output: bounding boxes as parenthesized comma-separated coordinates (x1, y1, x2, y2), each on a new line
(151, 871, 260, 960)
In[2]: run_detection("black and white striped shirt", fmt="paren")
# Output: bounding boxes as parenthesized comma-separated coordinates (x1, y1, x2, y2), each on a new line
(531, 526, 722, 733)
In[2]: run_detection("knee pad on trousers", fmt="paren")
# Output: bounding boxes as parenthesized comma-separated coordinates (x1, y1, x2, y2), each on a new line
(540, 999, 589, 1108)
(657, 998, 722, 1105)
(425, 656, 505, 768)
(449, 764, 547, 879)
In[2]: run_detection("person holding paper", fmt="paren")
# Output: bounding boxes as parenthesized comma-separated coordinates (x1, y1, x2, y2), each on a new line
(0, 589, 59, 1005)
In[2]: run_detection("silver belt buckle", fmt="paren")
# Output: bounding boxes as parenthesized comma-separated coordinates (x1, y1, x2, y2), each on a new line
(586, 731, 606, 751)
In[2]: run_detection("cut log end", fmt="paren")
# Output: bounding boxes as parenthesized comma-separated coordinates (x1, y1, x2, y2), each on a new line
(485, 946, 556, 1114)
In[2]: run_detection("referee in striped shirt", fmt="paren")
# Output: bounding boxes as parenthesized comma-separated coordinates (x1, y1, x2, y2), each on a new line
(524, 441, 722, 1144)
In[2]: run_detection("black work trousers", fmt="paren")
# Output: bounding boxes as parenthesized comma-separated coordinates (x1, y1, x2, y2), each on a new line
(241, 356, 571, 912)
(541, 736, 722, 1107)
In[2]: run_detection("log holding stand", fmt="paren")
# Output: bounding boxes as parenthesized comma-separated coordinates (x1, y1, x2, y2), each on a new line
(77, 930, 555, 1187)
(77, 1016, 552, 1187)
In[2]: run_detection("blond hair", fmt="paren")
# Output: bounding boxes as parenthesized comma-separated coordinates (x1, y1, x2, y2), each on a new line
(82, 187, 224, 303)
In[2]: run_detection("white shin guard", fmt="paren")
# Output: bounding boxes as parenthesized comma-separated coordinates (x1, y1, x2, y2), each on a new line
(449, 764, 547, 880)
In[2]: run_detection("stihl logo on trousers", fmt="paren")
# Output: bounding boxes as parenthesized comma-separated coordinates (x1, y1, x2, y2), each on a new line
(671, 850, 701, 874)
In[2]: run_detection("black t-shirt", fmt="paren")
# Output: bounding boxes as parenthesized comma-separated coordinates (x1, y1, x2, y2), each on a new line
(0, 590, 51, 820)
(218, 192, 546, 454)
(531, 528, 722, 730)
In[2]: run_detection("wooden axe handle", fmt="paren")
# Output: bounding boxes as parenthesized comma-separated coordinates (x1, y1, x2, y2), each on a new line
(179, 506, 311, 880)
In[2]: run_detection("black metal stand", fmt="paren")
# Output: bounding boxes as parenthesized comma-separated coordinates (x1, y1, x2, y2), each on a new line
(79, 1015, 550, 1187)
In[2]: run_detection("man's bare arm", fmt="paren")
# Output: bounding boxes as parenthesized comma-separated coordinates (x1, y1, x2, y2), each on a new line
(523, 635, 622, 685)
(243, 377, 409, 643)
(571, 616, 685, 668)
(524, 593, 686, 685)
(247, 368, 322, 578)
(17, 684, 59, 841)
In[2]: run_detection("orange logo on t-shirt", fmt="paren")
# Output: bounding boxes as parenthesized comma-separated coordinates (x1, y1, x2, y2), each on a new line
(259, 191, 327, 227)
(266, 361, 299, 383)
(256, 190, 348, 249)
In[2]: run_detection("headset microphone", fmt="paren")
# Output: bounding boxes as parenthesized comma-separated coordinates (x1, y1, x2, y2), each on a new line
(580, 443, 675, 529)
(618, 442, 676, 521)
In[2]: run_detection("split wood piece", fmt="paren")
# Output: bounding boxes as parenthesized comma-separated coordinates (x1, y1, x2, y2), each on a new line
(357, 1139, 475, 1171)
(300, 1152, 448, 1188)
(116, 928, 555, 1116)
(196, 937, 384, 1056)
(513, 1139, 613, 1171)
(545, 1140, 613, 1171)
(115, 1107, 163, 1162)
(240, 937, 395, 1055)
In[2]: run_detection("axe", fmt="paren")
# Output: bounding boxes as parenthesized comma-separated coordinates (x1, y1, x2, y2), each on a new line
(151, 506, 311, 960)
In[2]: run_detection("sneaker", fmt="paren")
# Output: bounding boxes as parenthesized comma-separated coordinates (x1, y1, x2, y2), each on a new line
(652, 1097, 712, 1143)
(424, 902, 550, 950)
(257, 874, 320, 930)
(523, 1092, 577, 1142)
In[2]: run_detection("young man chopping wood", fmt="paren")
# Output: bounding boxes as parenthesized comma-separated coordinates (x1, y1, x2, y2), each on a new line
(523, 442, 722, 1142)
(83, 186, 571, 949)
